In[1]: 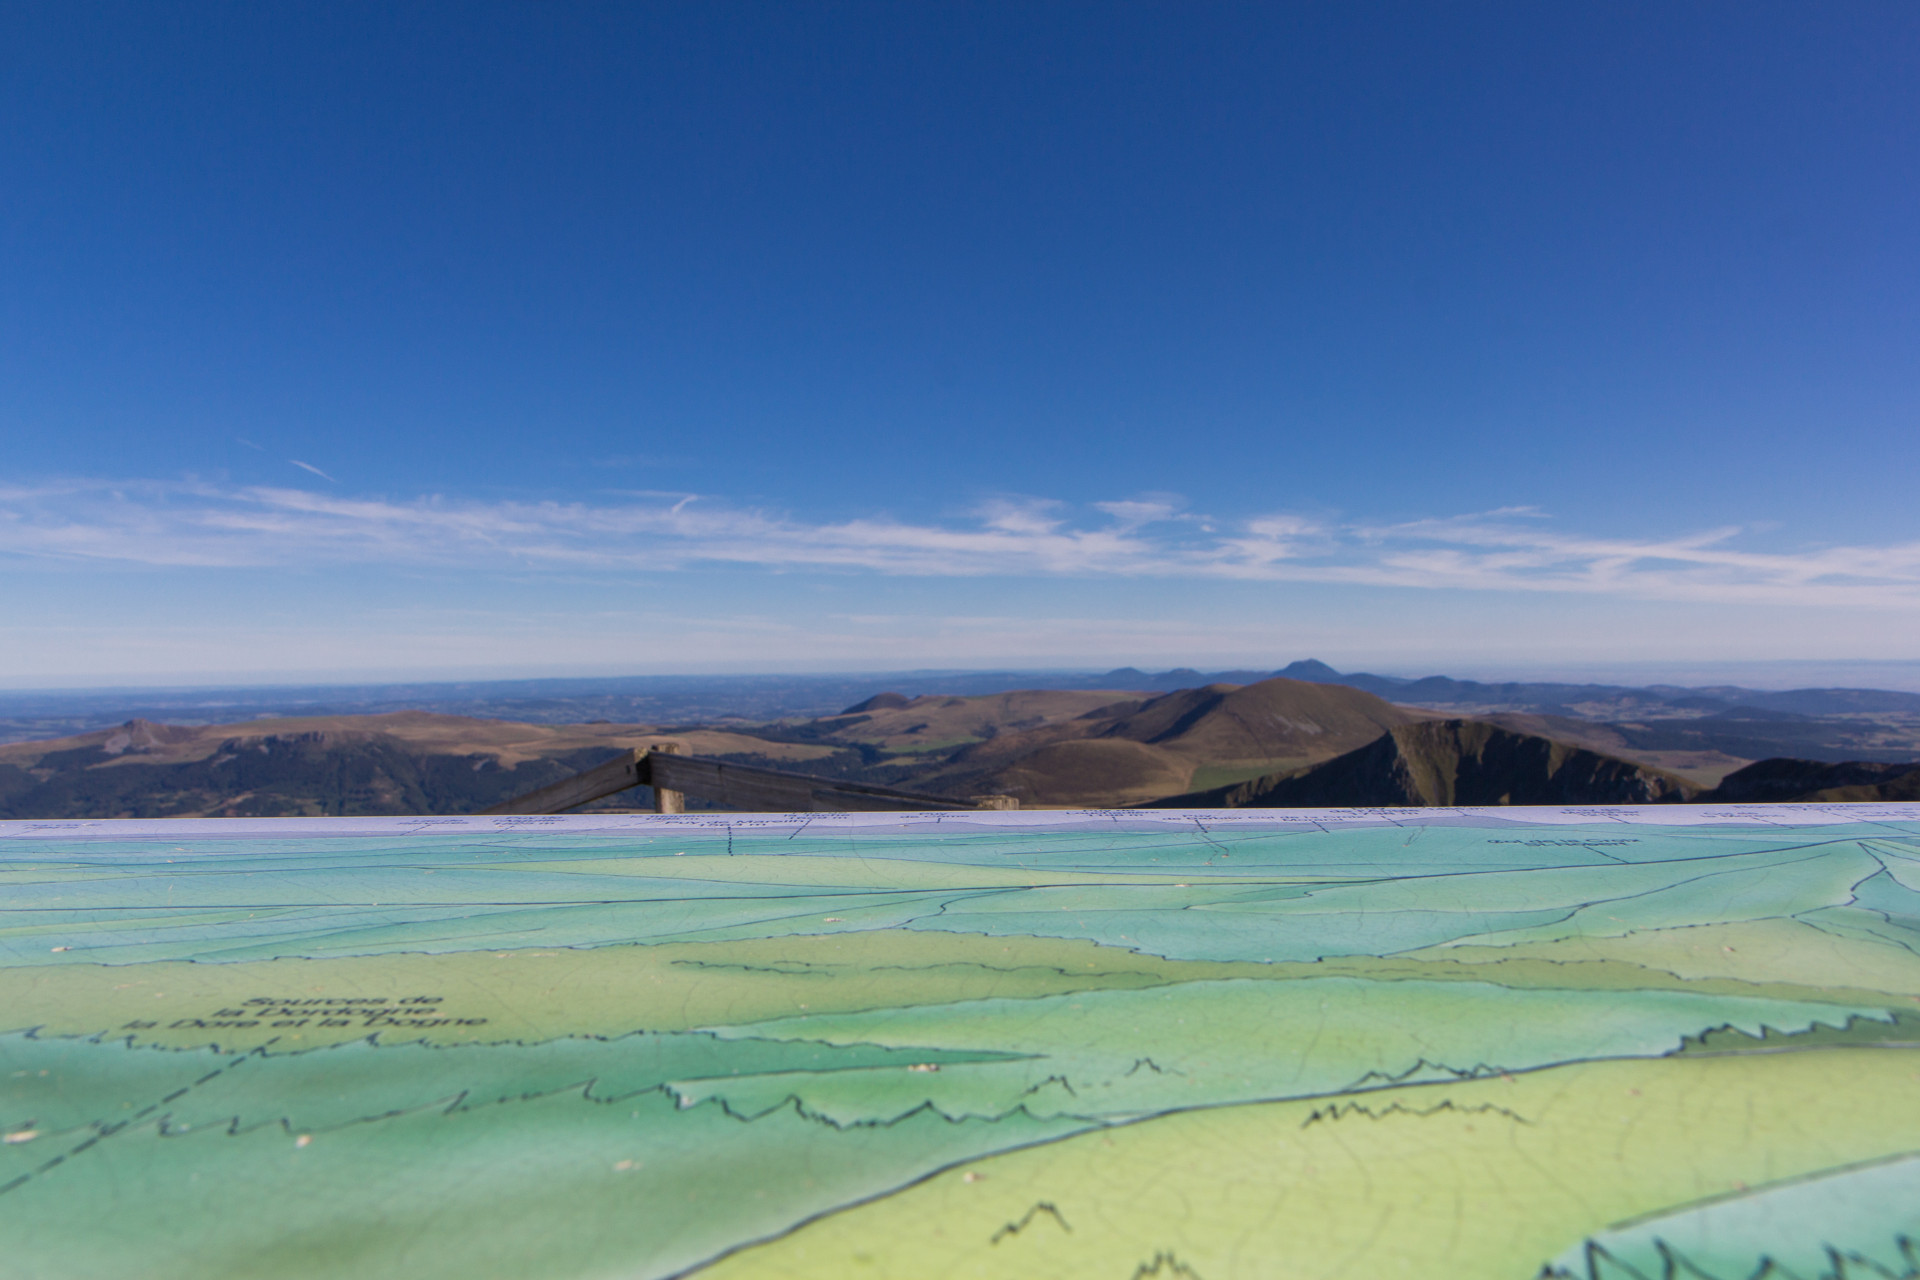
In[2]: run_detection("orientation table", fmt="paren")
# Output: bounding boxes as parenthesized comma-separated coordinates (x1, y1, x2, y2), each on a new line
(3, 805, 1918, 1279)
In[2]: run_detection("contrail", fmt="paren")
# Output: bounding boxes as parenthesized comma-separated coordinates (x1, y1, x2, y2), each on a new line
(290, 460, 336, 482)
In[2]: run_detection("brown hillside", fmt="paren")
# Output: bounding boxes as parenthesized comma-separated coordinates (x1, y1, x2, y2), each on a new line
(840, 692, 912, 713)
(1095, 677, 1422, 765)
(1144, 719, 1699, 808)
(985, 739, 1192, 809)
(809, 690, 1141, 754)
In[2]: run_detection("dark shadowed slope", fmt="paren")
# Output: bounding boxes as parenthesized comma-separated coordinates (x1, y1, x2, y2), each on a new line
(1696, 758, 1920, 803)
(1142, 719, 1699, 808)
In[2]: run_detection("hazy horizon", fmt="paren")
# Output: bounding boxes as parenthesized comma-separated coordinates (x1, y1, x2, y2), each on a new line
(10, 656, 1920, 698)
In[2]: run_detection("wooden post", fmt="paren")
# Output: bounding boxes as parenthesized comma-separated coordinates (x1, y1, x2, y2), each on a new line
(648, 741, 688, 813)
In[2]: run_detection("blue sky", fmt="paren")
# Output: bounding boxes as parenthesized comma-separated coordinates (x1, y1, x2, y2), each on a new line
(3, 2, 1918, 686)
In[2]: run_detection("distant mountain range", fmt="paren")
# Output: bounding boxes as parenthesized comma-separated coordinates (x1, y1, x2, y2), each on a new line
(1080, 658, 1920, 719)
(0, 677, 1438, 816)
(1258, 659, 1920, 718)
(1079, 661, 1920, 766)
(1, 667, 1915, 818)
(6, 660, 1919, 747)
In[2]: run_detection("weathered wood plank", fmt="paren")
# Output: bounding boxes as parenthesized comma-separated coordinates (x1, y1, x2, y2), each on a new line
(483, 748, 1019, 815)
(647, 754, 977, 811)
(477, 749, 649, 816)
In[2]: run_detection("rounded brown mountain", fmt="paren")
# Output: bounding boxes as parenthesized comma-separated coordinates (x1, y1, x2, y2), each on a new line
(1093, 677, 1422, 765)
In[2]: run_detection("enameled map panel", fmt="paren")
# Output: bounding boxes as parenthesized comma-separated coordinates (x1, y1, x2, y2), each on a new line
(3, 806, 1918, 1279)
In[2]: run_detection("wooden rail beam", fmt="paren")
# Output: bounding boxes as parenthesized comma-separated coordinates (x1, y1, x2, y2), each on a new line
(647, 753, 968, 812)
(479, 746, 1016, 816)
(477, 740, 685, 816)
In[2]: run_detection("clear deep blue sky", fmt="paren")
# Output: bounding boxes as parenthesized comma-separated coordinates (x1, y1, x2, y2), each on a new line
(3, 2, 1918, 685)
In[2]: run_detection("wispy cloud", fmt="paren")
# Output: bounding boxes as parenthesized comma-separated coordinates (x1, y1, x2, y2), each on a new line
(2, 479, 1918, 609)
(289, 460, 336, 482)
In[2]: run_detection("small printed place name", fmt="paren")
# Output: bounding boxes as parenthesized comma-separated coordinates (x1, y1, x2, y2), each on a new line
(120, 995, 489, 1032)
(1487, 838, 1639, 847)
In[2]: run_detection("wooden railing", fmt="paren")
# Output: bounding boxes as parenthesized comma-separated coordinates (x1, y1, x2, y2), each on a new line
(479, 741, 1017, 815)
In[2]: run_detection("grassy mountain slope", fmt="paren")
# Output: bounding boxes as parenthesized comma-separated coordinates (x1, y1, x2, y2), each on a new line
(949, 738, 1192, 808)
(0, 713, 833, 819)
(1478, 712, 1749, 786)
(788, 690, 1140, 754)
(0, 726, 577, 818)
(1093, 678, 1422, 762)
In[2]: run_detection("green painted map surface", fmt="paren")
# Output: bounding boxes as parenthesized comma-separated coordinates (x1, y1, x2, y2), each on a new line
(3, 805, 1919, 1279)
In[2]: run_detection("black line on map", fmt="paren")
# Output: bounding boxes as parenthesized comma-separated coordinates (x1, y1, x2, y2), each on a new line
(0, 1041, 272, 1200)
(1020, 1075, 1078, 1099)
(990, 1201, 1071, 1244)
(1600, 1147, 1920, 1233)
(1299, 1098, 1532, 1128)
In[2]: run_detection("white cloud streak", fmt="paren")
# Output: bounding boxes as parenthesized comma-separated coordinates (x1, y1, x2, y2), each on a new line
(3, 479, 1918, 610)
